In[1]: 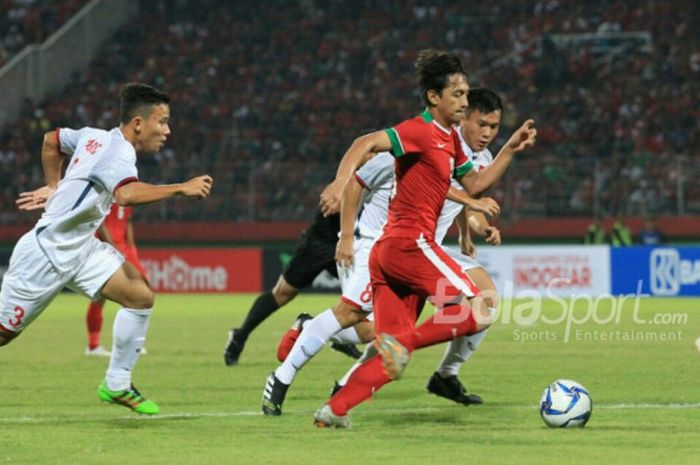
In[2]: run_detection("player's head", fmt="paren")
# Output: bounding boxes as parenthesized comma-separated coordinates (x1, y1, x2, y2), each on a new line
(119, 82, 171, 153)
(415, 49, 468, 126)
(459, 88, 502, 152)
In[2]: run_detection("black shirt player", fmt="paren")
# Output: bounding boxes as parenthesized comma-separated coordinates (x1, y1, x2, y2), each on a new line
(224, 209, 361, 365)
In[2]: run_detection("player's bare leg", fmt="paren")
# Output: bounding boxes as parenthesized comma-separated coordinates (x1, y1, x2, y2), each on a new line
(263, 300, 366, 415)
(0, 327, 19, 347)
(225, 275, 299, 366)
(97, 261, 158, 414)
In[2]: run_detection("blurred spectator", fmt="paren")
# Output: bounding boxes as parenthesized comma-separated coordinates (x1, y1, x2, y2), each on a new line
(584, 218, 605, 245)
(610, 216, 633, 247)
(638, 218, 665, 245)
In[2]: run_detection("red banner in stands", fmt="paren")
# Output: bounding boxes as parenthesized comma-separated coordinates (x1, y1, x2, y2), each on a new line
(139, 248, 262, 293)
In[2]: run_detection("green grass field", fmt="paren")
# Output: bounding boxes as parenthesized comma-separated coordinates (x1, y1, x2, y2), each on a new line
(1, 294, 699, 465)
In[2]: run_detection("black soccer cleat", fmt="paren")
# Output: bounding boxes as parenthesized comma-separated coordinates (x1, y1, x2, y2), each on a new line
(224, 328, 246, 366)
(330, 342, 363, 359)
(262, 373, 290, 416)
(426, 372, 483, 406)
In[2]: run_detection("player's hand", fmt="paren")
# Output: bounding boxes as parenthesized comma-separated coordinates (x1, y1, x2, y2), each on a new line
(335, 236, 354, 267)
(459, 235, 476, 258)
(16, 185, 55, 211)
(319, 179, 344, 217)
(485, 226, 501, 246)
(181, 175, 213, 199)
(468, 197, 500, 218)
(506, 119, 537, 153)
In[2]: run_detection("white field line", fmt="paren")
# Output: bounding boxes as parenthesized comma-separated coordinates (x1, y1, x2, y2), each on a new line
(2, 403, 699, 424)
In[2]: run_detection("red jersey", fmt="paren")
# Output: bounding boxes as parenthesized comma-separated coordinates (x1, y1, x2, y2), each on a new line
(382, 110, 473, 241)
(99, 203, 132, 249)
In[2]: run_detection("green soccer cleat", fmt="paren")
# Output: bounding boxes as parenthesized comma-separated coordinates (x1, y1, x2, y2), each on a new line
(98, 381, 160, 415)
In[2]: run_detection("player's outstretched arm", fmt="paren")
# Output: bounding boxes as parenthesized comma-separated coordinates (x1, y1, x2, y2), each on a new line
(336, 175, 364, 267)
(115, 175, 213, 206)
(447, 186, 500, 218)
(319, 130, 391, 216)
(458, 119, 537, 196)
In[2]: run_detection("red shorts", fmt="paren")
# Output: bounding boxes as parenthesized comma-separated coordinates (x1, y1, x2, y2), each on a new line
(369, 234, 479, 335)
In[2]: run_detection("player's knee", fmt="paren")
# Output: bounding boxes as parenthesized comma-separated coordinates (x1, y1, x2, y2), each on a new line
(128, 285, 155, 309)
(272, 277, 298, 306)
(333, 302, 365, 327)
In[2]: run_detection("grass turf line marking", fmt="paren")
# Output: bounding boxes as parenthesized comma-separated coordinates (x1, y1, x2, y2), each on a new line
(2, 403, 699, 424)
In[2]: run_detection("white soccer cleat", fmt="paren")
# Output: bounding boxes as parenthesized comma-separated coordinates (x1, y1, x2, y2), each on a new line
(313, 404, 351, 429)
(85, 346, 111, 357)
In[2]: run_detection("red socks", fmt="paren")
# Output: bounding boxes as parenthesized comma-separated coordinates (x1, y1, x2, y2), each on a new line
(86, 301, 104, 349)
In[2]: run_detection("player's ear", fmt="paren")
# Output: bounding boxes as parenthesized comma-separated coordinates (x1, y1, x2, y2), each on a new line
(131, 116, 144, 134)
(426, 89, 441, 107)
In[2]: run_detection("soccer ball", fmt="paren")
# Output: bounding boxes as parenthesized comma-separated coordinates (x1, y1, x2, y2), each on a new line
(539, 379, 592, 428)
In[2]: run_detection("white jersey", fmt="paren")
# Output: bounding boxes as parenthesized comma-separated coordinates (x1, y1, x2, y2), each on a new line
(353, 152, 394, 240)
(34, 127, 138, 273)
(434, 130, 494, 244)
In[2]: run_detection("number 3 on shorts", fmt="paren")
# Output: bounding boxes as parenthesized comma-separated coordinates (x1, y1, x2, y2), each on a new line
(8, 306, 25, 328)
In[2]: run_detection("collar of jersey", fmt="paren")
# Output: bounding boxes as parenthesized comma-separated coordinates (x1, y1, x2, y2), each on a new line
(420, 108, 451, 135)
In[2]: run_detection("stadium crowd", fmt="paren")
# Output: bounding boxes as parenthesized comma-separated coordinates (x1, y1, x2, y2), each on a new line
(0, 0, 698, 225)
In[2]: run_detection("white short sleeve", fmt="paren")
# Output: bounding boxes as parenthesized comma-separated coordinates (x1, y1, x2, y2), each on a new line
(355, 152, 394, 190)
(57, 127, 84, 155)
(87, 137, 139, 194)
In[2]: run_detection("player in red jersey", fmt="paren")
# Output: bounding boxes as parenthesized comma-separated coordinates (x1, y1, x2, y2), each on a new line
(85, 203, 147, 356)
(313, 49, 536, 427)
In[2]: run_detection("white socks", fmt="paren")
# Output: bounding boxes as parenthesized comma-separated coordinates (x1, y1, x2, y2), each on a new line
(275, 309, 342, 384)
(330, 326, 361, 345)
(435, 306, 494, 378)
(106, 307, 152, 391)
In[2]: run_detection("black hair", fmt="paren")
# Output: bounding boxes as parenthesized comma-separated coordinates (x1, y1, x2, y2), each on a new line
(119, 82, 171, 124)
(465, 88, 503, 115)
(415, 49, 465, 107)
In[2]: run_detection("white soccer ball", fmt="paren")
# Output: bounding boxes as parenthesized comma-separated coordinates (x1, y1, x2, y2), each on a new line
(539, 379, 592, 428)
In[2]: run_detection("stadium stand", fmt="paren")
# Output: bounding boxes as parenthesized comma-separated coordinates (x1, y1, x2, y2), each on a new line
(1, 0, 698, 233)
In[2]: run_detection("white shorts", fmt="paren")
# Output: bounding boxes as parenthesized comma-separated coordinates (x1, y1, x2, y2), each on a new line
(0, 232, 124, 333)
(336, 236, 375, 313)
(443, 245, 483, 272)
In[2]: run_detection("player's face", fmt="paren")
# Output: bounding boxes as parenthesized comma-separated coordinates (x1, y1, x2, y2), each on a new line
(136, 104, 171, 153)
(431, 73, 469, 126)
(460, 110, 501, 152)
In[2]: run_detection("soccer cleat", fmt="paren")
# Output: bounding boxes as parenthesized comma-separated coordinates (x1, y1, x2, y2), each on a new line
(85, 346, 111, 357)
(224, 328, 246, 366)
(374, 333, 410, 380)
(426, 372, 483, 406)
(313, 403, 351, 429)
(261, 373, 290, 416)
(330, 342, 363, 360)
(98, 381, 160, 415)
(329, 381, 343, 398)
(276, 313, 313, 362)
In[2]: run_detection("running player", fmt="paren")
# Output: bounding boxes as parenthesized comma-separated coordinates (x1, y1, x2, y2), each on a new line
(85, 203, 146, 356)
(223, 212, 361, 366)
(1, 83, 213, 415)
(313, 50, 536, 427)
(266, 88, 512, 415)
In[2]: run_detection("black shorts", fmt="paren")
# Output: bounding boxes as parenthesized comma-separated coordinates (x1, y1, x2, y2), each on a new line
(282, 210, 340, 289)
